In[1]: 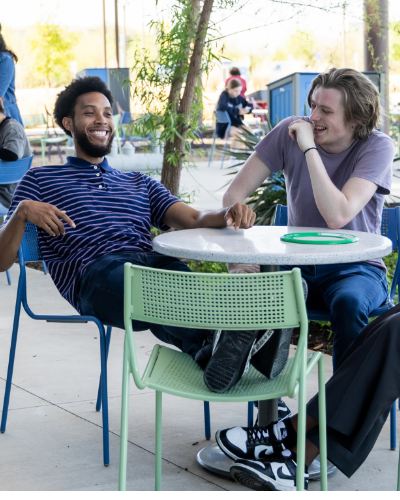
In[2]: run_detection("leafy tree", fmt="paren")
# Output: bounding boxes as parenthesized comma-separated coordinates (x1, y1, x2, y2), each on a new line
(28, 21, 79, 88)
(273, 29, 317, 67)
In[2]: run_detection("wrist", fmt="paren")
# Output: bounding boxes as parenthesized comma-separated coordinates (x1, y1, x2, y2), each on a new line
(303, 146, 317, 155)
(16, 200, 28, 223)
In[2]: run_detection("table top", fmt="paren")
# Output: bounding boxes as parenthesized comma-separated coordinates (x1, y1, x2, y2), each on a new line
(153, 226, 392, 265)
(252, 109, 268, 115)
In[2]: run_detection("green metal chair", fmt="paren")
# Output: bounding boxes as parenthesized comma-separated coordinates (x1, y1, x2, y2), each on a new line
(118, 264, 328, 491)
(112, 114, 123, 155)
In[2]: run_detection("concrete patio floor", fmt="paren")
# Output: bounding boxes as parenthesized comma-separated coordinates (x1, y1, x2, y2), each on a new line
(0, 160, 399, 491)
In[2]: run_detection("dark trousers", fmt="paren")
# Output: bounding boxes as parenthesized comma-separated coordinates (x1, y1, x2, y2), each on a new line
(76, 251, 211, 357)
(281, 263, 388, 370)
(306, 303, 400, 478)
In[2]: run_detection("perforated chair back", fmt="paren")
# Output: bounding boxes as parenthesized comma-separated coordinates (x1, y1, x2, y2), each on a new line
(20, 222, 43, 263)
(126, 265, 300, 330)
(21, 114, 47, 128)
(215, 110, 231, 124)
(0, 155, 33, 185)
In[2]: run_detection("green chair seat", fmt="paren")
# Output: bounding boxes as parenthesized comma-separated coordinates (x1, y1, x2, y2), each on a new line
(144, 345, 319, 403)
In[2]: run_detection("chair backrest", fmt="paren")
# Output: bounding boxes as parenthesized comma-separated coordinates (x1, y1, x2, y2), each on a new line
(112, 114, 121, 140)
(0, 155, 34, 185)
(19, 222, 43, 263)
(215, 110, 231, 124)
(274, 204, 399, 250)
(121, 111, 133, 125)
(21, 114, 47, 129)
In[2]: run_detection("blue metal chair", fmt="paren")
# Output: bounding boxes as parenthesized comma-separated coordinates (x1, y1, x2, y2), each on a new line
(0, 222, 113, 466)
(208, 110, 232, 169)
(274, 203, 400, 449)
(120, 111, 154, 151)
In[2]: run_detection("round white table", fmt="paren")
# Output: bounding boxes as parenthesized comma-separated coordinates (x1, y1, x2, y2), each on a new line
(153, 225, 392, 477)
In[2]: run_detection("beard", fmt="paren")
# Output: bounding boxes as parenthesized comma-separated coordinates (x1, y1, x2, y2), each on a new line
(73, 125, 115, 158)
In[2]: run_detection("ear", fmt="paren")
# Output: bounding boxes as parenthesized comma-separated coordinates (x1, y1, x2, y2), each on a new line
(62, 116, 73, 135)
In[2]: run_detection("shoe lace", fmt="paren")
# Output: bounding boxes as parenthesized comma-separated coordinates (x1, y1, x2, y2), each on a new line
(246, 423, 279, 446)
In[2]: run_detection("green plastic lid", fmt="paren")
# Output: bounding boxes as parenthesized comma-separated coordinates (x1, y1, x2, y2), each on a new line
(280, 232, 359, 245)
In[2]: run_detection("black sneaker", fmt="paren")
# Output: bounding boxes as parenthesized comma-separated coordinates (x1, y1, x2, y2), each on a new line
(230, 450, 309, 491)
(203, 330, 259, 393)
(194, 343, 213, 370)
(251, 328, 293, 379)
(216, 420, 287, 460)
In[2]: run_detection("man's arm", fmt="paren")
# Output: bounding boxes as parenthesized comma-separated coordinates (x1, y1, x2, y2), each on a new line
(162, 201, 255, 231)
(223, 151, 272, 207)
(288, 120, 378, 229)
(0, 200, 75, 272)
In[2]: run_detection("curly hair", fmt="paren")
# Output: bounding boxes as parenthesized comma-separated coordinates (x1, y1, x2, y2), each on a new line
(54, 76, 114, 137)
(307, 68, 381, 140)
(0, 33, 18, 62)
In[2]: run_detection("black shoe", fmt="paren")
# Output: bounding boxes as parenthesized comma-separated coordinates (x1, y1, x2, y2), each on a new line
(194, 343, 213, 370)
(203, 330, 259, 393)
(216, 420, 287, 461)
(251, 328, 293, 379)
(230, 450, 309, 491)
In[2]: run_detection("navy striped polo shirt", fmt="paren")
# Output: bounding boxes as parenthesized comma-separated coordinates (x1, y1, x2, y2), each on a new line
(5, 156, 179, 311)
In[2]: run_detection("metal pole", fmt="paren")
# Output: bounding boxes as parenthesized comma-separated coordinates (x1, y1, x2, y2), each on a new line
(115, 0, 120, 68)
(364, 0, 389, 134)
(102, 0, 107, 67)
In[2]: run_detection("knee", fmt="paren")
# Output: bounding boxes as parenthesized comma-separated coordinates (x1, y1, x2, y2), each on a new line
(330, 293, 368, 325)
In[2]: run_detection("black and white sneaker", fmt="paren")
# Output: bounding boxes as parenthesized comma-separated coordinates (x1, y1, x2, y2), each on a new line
(230, 449, 309, 491)
(278, 398, 292, 421)
(216, 420, 288, 461)
(203, 330, 259, 393)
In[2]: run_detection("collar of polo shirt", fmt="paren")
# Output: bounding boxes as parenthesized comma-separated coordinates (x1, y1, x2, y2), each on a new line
(66, 156, 113, 172)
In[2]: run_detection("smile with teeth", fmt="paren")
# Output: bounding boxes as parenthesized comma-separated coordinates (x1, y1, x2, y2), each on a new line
(90, 130, 108, 137)
(314, 126, 327, 131)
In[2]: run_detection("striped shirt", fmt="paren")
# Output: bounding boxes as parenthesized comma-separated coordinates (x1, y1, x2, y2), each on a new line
(6, 156, 179, 311)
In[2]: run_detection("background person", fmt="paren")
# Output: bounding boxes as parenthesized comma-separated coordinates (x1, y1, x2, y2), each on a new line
(216, 78, 253, 154)
(0, 26, 23, 126)
(0, 96, 31, 209)
(223, 68, 394, 371)
(225, 67, 247, 97)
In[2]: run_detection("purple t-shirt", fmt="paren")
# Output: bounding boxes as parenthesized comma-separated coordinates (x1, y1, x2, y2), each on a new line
(254, 116, 394, 270)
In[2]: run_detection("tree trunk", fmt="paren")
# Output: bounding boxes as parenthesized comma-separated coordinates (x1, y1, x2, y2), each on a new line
(161, 0, 213, 196)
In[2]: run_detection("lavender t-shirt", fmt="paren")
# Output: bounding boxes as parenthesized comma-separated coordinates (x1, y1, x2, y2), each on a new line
(254, 116, 395, 270)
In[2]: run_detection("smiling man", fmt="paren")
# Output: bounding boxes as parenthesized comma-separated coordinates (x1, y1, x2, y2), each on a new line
(223, 68, 395, 371)
(0, 76, 256, 367)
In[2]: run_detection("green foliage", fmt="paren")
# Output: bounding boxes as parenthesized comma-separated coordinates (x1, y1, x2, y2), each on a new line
(27, 20, 79, 88)
(189, 260, 228, 274)
(272, 30, 317, 66)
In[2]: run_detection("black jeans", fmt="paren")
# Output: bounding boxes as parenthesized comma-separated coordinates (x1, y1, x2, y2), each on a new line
(76, 251, 211, 357)
(306, 303, 400, 478)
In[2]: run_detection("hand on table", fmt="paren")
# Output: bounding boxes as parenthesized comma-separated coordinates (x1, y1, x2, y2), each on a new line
(225, 203, 256, 230)
(288, 119, 316, 152)
(17, 200, 76, 237)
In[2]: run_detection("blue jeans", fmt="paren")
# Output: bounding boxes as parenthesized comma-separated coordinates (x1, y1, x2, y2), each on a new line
(76, 252, 211, 357)
(280, 262, 389, 371)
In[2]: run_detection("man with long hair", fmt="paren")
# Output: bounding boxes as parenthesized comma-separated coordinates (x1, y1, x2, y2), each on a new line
(0, 25, 23, 125)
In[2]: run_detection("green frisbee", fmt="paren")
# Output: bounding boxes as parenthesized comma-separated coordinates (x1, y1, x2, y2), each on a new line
(280, 232, 359, 245)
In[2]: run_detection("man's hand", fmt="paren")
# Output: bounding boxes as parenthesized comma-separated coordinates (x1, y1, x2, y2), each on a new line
(17, 200, 76, 237)
(288, 119, 315, 152)
(225, 203, 256, 230)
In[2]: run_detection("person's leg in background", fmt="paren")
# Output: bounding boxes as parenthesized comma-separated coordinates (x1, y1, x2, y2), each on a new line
(317, 262, 388, 371)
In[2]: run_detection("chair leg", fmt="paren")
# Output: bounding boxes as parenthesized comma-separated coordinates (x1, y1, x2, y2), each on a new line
(41, 140, 46, 166)
(155, 391, 162, 491)
(96, 326, 113, 412)
(97, 322, 110, 466)
(318, 356, 328, 491)
(1, 290, 23, 433)
(42, 261, 48, 275)
(208, 130, 217, 167)
(118, 340, 131, 491)
(6, 270, 11, 285)
(391, 401, 397, 450)
(247, 401, 254, 427)
(295, 353, 307, 491)
(221, 124, 230, 169)
(203, 401, 211, 440)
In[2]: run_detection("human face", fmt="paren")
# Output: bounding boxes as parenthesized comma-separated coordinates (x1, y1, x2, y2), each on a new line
(63, 92, 114, 161)
(227, 86, 242, 99)
(309, 87, 356, 154)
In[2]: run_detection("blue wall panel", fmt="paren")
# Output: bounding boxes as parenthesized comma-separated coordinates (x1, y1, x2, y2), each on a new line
(270, 82, 293, 124)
